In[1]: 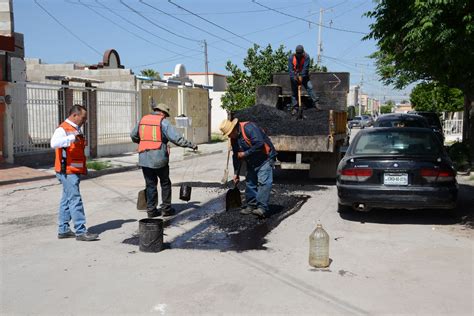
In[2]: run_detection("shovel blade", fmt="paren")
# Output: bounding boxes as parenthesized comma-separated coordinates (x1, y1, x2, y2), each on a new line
(137, 189, 148, 210)
(225, 187, 242, 211)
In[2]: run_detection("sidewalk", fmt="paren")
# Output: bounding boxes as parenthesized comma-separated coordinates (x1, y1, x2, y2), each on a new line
(0, 141, 227, 187)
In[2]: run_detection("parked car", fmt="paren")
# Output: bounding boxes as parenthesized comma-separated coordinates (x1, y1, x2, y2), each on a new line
(408, 111, 445, 144)
(337, 127, 458, 212)
(374, 113, 430, 128)
(348, 115, 373, 129)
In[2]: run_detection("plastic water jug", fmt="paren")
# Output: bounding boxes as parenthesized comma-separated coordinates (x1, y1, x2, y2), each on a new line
(309, 223, 330, 268)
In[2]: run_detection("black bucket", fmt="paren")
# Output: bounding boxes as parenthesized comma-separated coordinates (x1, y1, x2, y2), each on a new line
(179, 184, 192, 201)
(139, 218, 163, 253)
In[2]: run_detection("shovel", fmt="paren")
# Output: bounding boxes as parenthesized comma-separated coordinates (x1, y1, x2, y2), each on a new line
(225, 164, 242, 211)
(221, 140, 231, 185)
(297, 80, 303, 120)
(137, 189, 158, 210)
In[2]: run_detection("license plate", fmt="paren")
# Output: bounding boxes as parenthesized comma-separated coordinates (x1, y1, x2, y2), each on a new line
(384, 173, 408, 185)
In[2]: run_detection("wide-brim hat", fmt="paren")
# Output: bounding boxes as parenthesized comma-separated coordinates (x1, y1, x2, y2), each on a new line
(219, 118, 238, 137)
(154, 103, 170, 116)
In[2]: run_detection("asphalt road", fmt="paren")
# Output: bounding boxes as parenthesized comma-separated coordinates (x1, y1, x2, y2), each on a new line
(1, 149, 473, 315)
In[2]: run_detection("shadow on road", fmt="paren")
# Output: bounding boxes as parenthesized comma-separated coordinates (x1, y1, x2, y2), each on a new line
(89, 219, 136, 234)
(339, 183, 474, 228)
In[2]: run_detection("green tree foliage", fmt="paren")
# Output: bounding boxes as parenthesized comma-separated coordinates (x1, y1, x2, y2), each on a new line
(410, 82, 464, 113)
(380, 104, 393, 114)
(222, 44, 327, 111)
(365, 1, 474, 97)
(140, 69, 161, 80)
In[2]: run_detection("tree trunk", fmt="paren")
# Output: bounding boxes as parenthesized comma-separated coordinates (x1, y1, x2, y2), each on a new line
(463, 92, 473, 164)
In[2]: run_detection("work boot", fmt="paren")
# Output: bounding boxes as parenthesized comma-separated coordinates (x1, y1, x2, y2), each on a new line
(57, 231, 75, 239)
(147, 209, 161, 218)
(161, 208, 176, 217)
(252, 208, 267, 218)
(239, 205, 255, 215)
(76, 232, 99, 241)
(313, 100, 321, 110)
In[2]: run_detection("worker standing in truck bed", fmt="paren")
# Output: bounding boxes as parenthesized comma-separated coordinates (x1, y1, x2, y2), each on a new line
(288, 45, 320, 112)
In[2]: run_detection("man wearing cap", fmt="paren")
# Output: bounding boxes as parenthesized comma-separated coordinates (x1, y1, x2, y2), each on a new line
(288, 45, 320, 111)
(219, 118, 277, 218)
(131, 102, 197, 218)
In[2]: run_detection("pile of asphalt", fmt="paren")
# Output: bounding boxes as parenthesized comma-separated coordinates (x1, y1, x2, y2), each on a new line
(212, 187, 309, 233)
(233, 104, 329, 136)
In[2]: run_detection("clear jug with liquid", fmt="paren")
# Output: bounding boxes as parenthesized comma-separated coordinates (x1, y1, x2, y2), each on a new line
(309, 223, 330, 268)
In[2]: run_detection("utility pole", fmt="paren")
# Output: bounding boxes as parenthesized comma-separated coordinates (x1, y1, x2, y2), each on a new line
(316, 8, 323, 68)
(203, 40, 209, 86)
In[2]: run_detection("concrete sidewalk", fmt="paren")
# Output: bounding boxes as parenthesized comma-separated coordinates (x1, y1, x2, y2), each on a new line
(0, 141, 227, 188)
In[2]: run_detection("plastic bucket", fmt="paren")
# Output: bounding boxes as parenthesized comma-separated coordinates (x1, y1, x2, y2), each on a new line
(179, 184, 192, 201)
(139, 218, 163, 253)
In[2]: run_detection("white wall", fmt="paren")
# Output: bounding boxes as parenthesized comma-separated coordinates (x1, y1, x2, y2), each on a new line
(210, 91, 227, 133)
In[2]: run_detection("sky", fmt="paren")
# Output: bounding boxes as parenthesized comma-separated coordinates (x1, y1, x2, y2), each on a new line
(14, 0, 412, 102)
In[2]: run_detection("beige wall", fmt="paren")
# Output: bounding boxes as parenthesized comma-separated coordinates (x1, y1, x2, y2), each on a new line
(141, 86, 210, 144)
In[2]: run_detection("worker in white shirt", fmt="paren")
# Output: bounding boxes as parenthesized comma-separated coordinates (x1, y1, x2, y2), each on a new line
(50, 105, 98, 241)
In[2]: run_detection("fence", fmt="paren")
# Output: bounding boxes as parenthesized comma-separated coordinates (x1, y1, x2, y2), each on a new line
(443, 119, 463, 142)
(11, 82, 138, 159)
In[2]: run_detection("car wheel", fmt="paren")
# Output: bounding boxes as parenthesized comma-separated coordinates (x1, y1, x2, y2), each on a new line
(338, 203, 352, 213)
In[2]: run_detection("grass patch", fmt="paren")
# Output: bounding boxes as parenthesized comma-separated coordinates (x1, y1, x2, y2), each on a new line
(86, 160, 112, 171)
(210, 133, 226, 143)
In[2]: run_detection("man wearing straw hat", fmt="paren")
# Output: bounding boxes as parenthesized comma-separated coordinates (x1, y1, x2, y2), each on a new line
(131, 101, 197, 218)
(219, 118, 277, 218)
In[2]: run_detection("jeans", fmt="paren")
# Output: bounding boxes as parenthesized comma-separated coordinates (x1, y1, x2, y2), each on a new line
(245, 159, 274, 212)
(290, 77, 319, 106)
(142, 165, 172, 211)
(56, 173, 87, 235)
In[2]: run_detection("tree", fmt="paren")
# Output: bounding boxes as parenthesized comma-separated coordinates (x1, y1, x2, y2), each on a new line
(365, 0, 474, 153)
(410, 82, 464, 113)
(222, 44, 327, 111)
(380, 104, 393, 114)
(140, 69, 161, 80)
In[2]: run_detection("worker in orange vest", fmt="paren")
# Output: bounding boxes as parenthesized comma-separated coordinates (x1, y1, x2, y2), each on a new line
(219, 118, 277, 218)
(131, 102, 197, 218)
(50, 104, 98, 241)
(288, 45, 320, 112)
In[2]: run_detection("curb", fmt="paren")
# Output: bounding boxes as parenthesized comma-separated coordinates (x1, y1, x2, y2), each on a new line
(84, 165, 139, 179)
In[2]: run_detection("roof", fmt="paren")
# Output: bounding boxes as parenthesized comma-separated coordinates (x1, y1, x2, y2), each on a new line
(163, 72, 226, 77)
(45, 75, 104, 84)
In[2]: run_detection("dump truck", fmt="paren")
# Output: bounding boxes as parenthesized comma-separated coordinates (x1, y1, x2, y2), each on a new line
(234, 72, 349, 179)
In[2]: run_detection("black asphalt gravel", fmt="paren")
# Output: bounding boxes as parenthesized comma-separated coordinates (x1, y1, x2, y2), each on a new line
(233, 104, 330, 136)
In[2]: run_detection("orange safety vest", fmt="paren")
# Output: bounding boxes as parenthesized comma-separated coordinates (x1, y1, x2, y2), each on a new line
(54, 121, 87, 175)
(292, 54, 305, 73)
(240, 122, 271, 155)
(138, 114, 164, 153)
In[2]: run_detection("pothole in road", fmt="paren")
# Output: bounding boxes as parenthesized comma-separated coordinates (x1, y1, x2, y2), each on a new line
(122, 185, 310, 252)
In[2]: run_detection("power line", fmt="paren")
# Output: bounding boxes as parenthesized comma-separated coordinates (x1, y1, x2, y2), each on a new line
(119, 0, 202, 44)
(139, 0, 247, 51)
(251, 0, 368, 35)
(34, 0, 102, 56)
(65, 0, 313, 16)
(77, 0, 168, 51)
(94, 0, 202, 57)
(168, 0, 256, 46)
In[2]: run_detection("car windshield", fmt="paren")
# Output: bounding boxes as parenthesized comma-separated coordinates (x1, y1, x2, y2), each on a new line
(376, 119, 427, 128)
(353, 117, 361, 121)
(353, 130, 441, 155)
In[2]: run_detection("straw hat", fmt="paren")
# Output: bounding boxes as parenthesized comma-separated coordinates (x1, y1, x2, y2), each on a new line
(219, 118, 238, 136)
(154, 103, 170, 116)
